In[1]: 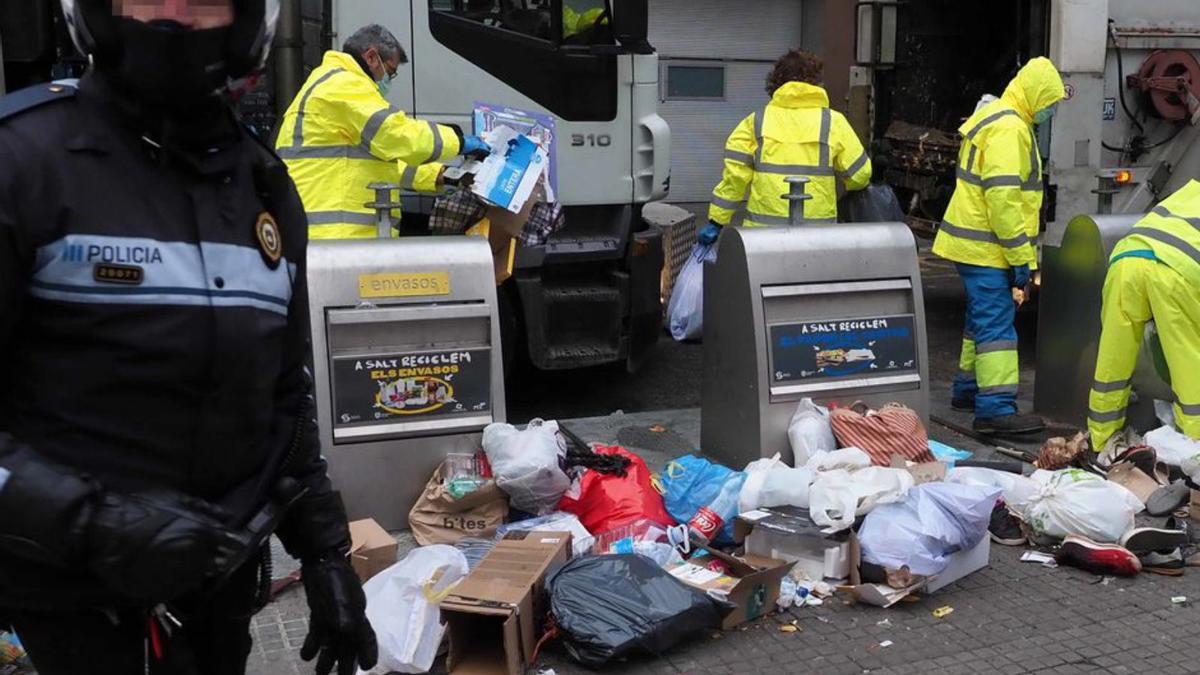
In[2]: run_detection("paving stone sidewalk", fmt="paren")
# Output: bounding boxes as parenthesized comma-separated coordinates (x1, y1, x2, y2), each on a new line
(248, 407, 1200, 675)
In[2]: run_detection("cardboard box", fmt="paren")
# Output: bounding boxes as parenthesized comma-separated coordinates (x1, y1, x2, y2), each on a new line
(442, 530, 572, 675)
(471, 127, 549, 214)
(734, 506, 852, 580)
(348, 518, 398, 583)
(667, 549, 794, 630)
(1107, 462, 1159, 505)
(890, 455, 948, 484)
(844, 535, 991, 606)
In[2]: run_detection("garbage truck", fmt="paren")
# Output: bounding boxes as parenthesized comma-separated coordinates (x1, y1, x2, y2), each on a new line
(0, 0, 672, 374)
(853, 0, 1200, 229)
(327, 0, 671, 373)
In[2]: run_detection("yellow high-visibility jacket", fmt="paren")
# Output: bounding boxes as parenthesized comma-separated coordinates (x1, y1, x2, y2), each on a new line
(933, 57, 1064, 269)
(1089, 180, 1200, 448)
(275, 51, 461, 239)
(708, 81, 871, 226)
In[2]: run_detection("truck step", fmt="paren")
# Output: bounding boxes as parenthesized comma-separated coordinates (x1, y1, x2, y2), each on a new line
(542, 343, 622, 369)
(541, 283, 622, 305)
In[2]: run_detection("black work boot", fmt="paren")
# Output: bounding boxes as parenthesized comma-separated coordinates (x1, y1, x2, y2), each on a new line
(951, 397, 975, 412)
(973, 412, 1045, 434)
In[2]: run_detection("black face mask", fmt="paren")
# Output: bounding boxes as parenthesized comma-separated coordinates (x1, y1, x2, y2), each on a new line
(108, 17, 232, 110)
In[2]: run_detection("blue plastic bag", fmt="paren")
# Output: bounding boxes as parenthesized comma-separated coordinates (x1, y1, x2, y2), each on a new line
(928, 440, 973, 468)
(660, 455, 743, 545)
(667, 243, 717, 342)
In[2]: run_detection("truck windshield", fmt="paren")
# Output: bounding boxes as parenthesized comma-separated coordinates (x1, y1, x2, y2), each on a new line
(430, 0, 614, 45)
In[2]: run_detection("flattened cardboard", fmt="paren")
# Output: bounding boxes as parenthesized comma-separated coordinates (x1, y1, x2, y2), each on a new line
(347, 518, 397, 582)
(667, 551, 794, 630)
(1107, 462, 1159, 505)
(442, 531, 572, 675)
(889, 455, 948, 484)
(843, 535, 991, 605)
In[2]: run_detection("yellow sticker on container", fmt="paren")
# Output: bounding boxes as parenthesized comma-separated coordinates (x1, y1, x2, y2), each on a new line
(358, 272, 450, 298)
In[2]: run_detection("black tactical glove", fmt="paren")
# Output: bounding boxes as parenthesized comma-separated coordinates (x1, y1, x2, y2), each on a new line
(85, 490, 241, 602)
(300, 556, 378, 675)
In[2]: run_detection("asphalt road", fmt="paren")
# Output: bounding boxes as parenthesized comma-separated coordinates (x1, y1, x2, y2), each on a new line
(506, 246, 1040, 424)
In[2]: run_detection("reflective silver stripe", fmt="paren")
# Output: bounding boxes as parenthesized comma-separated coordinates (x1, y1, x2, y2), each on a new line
(1152, 205, 1200, 231)
(306, 210, 377, 226)
(1089, 407, 1128, 423)
(399, 165, 418, 189)
(939, 220, 1030, 249)
(724, 149, 754, 165)
(1130, 227, 1200, 267)
(1091, 378, 1131, 393)
(292, 67, 345, 147)
(982, 175, 1024, 189)
(975, 339, 1018, 354)
(839, 152, 869, 179)
(360, 105, 398, 153)
(1178, 402, 1200, 416)
(276, 145, 376, 160)
(710, 194, 745, 210)
(978, 384, 1019, 395)
(1023, 135, 1042, 190)
(818, 108, 831, 168)
(956, 168, 983, 186)
(747, 212, 791, 226)
(964, 145, 978, 173)
(964, 109, 1018, 140)
(754, 107, 768, 164)
(428, 121, 444, 161)
(756, 162, 835, 176)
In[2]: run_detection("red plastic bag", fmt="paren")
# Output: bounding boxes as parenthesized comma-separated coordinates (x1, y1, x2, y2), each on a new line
(557, 445, 675, 534)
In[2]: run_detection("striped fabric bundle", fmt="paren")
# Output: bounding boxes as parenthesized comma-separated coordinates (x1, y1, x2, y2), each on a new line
(829, 402, 935, 467)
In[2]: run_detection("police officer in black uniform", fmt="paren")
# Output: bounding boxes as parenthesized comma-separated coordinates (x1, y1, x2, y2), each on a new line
(0, 1, 376, 673)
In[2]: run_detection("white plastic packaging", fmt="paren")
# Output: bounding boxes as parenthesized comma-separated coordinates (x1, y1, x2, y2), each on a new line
(360, 545, 469, 674)
(482, 419, 570, 514)
(786, 399, 837, 466)
(808, 467, 914, 532)
(739, 454, 815, 513)
(1144, 425, 1200, 483)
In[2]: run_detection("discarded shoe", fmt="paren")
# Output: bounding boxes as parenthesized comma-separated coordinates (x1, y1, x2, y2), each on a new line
(988, 502, 1026, 546)
(1056, 534, 1142, 577)
(1119, 527, 1189, 555)
(1140, 549, 1185, 576)
(973, 412, 1046, 435)
(1146, 480, 1191, 517)
(1113, 445, 1158, 483)
(951, 397, 974, 412)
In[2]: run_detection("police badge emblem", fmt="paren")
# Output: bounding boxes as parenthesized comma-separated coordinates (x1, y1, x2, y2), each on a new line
(255, 211, 282, 267)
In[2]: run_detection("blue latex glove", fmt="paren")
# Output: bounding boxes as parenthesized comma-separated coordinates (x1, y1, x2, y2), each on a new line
(1011, 264, 1031, 289)
(461, 135, 492, 160)
(698, 221, 722, 246)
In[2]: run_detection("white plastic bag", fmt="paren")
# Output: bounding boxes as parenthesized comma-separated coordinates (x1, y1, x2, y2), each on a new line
(1023, 469, 1143, 543)
(805, 447, 872, 473)
(482, 419, 569, 514)
(945, 466, 1040, 515)
(858, 483, 1001, 576)
(667, 243, 716, 341)
(361, 545, 469, 674)
(739, 454, 815, 512)
(787, 399, 837, 465)
(1144, 425, 1200, 483)
(808, 467, 914, 532)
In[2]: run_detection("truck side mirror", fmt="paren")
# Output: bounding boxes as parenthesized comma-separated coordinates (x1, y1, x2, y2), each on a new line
(610, 0, 652, 54)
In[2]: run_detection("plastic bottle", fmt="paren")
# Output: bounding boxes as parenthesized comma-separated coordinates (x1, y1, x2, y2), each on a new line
(687, 474, 745, 544)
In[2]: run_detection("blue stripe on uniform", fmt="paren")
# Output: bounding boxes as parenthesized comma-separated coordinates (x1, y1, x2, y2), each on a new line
(31, 235, 293, 315)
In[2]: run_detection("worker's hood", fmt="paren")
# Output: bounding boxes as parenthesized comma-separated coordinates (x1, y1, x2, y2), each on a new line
(1001, 57, 1065, 122)
(771, 81, 830, 109)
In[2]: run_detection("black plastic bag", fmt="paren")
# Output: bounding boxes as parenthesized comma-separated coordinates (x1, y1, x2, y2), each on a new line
(548, 554, 728, 666)
(839, 183, 906, 223)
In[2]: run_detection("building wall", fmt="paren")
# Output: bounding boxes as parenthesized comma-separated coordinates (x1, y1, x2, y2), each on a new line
(649, 0, 806, 205)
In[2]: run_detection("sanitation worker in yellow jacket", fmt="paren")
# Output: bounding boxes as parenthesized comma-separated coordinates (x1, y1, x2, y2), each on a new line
(276, 24, 490, 239)
(702, 48, 871, 244)
(1088, 180, 1200, 450)
(934, 57, 1064, 435)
